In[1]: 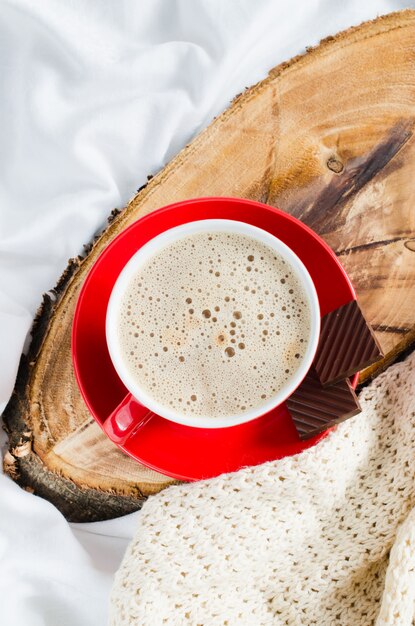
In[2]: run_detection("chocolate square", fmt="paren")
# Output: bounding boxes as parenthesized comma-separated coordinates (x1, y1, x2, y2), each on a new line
(287, 367, 361, 440)
(314, 300, 383, 386)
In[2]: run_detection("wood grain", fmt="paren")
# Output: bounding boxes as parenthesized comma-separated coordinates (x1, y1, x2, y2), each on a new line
(3, 10, 415, 521)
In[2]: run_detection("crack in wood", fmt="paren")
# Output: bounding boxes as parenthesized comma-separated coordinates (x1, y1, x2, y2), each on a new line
(371, 324, 411, 334)
(336, 236, 408, 256)
(259, 85, 281, 205)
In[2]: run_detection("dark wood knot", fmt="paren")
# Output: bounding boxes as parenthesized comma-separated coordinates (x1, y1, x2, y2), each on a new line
(327, 156, 344, 174)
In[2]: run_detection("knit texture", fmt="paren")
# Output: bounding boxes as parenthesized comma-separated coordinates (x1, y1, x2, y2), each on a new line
(110, 353, 415, 626)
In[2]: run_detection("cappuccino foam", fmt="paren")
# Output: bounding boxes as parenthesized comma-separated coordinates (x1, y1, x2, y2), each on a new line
(117, 231, 311, 419)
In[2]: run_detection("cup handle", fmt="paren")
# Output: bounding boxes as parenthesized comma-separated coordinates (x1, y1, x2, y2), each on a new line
(103, 393, 154, 445)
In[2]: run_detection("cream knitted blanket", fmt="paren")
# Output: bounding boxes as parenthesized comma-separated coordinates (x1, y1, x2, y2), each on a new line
(110, 352, 415, 626)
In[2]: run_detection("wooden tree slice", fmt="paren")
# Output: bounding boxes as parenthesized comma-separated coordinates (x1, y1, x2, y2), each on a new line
(3, 10, 415, 521)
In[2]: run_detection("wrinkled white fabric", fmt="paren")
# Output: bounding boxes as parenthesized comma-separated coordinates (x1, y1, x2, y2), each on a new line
(0, 428, 136, 625)
(0, 1, 411, 625)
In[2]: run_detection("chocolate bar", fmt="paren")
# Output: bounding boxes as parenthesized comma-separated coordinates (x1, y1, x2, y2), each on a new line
(314, 300, 383, 386)
(287, 367, 361, 440)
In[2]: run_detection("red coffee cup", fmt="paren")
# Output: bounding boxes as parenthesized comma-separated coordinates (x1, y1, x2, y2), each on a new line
(104, 218, 320, 444)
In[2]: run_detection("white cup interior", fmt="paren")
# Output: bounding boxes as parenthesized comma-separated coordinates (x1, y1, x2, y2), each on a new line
(106, 219, 320, 428)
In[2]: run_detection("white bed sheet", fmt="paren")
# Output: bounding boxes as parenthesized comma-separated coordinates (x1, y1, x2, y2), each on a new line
(0, 1, 411, 623)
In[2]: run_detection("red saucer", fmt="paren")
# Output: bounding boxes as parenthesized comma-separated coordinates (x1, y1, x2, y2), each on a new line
(72, 197, 356, 481)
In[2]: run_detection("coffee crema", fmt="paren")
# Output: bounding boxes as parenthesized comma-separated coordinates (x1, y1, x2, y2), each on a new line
(117, 232, 311, 418)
